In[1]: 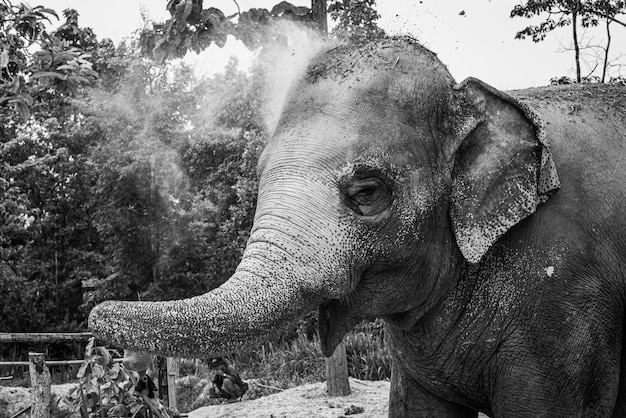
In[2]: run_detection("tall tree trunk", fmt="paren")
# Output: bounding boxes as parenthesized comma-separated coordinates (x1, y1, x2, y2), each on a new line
(602, 16, 611, 83)
(572, 8, 581, 83)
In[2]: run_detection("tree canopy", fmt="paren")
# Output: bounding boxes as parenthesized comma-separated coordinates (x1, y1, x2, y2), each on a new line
(511, 0, 626, 82)
(0, 0, 386, 354)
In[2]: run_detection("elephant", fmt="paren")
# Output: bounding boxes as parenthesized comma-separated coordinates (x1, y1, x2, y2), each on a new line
(89, 36, 626, 417)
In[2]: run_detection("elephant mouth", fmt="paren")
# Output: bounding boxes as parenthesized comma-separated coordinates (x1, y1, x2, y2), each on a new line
(318, 299, 358, 356)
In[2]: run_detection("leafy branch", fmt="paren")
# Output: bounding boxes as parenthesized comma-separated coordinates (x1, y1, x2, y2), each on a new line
(139, 0, 320, 63)
(0, 1, 98, 119)
(63, 337, 179, 418)
(511, 0, 626, 82)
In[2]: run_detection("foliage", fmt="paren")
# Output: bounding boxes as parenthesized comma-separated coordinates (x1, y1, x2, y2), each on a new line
(511, 0, 625, 41)
(0, 1, 97, 119)
(59, 321, 390, 415)
(344, 319, 391, 381)
(63, 337, 177, 417)
(328, 0, 385, 44)
(74, 48, 268, 310)
(0, 14, 268, 344)
(0, 5, 103, 346)
(216, 319, 391, 405)
(511, 0, 626, 82)
(0, 118, 102, 331)
(0, 1, 386, 375)
(512, 1, 578, 42)
(139, 0, 387, 61)
(83, 59, 195, 305)
(0, 7, 260, 357)
(139, 0, 322, 62)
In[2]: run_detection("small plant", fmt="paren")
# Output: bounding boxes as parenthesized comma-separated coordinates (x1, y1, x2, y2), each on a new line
(345, 319, 392, 381)
(62, 338, 178, 417)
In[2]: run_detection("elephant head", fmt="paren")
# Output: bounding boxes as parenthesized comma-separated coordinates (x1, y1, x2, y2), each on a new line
(89, 37, 558, 358)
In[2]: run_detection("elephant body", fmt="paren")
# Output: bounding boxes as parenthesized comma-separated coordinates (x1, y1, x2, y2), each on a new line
(387, 86, 626, 416)
(90, 38, 626, 417)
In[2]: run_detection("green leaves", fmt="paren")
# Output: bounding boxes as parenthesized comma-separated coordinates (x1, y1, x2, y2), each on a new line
(0, 0, 386, 347)
(30, 45, 98, 96)
(1, 2, 98, 120)
(140, 1, 323, 62)
(512, 0, 626, 41)
(66, 338, 166, 417)
(511, 0, 626, 82)
(143, 1, 232, 62)
(328, 0, 386, 44)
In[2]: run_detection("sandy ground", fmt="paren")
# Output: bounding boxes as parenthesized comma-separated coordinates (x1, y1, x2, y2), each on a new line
(187, 378, 490, 418)
(0, 383, 76, 418)
(188, 378, 390, 418)
(1, 379, 489, 418)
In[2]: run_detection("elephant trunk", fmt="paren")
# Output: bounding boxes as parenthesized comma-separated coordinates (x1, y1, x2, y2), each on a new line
(89, 165, 349, 357)
(88, 255, 320, 357)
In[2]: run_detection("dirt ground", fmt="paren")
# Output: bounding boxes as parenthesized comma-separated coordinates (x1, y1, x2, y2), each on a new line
(0, 379, 490, 417)
(188, 378, 390, 418)
(187, 378, 490, 418)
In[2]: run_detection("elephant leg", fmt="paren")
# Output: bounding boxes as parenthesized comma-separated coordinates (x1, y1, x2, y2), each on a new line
(389, 360, 478, 418)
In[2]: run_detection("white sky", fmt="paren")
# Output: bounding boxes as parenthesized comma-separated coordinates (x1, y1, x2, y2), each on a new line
(38, 0, 625, 89)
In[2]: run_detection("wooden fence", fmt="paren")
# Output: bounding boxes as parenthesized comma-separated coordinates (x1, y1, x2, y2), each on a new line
(0, 332, 178, 418)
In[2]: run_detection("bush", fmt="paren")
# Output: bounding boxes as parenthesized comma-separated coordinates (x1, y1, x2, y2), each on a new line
(233, 318, 392, 386)
(345, 319, 392, 381)
(233, 329, 327, 398)
(175, 319, 392, 411)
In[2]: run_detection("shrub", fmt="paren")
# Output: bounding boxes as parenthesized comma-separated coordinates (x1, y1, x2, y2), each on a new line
(345, 318, 392, 381)
(175, 318, 392, 410)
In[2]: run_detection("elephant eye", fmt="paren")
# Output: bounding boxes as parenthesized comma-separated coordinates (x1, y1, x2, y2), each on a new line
(343, 177, 393, 217)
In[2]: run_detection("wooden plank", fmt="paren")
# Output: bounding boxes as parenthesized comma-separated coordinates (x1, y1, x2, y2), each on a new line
(0, 361, 30, 367)
(0, 358, 123, 367)
(29, 352, 51, 418)
(0, 332, 93, 343)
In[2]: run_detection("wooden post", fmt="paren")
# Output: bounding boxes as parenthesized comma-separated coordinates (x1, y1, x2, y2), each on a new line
(326, 339, 350, 396)
(29, 352, 51, 418)
(156, 356, 166, 402)
(166, 358, 178, 409)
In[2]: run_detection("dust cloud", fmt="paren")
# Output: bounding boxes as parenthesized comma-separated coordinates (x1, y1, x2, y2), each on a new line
(256, 21, 329, 133)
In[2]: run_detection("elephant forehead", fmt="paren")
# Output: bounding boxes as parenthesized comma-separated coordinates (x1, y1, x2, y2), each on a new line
(271, 80, 416, 148)
(262, 108, 413, 181)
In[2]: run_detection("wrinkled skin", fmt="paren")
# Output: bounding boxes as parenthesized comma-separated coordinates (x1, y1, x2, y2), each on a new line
(90, 37, 626, 417)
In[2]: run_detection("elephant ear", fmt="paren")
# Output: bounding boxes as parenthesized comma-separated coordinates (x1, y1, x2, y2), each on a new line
(449, 77, 560, 264)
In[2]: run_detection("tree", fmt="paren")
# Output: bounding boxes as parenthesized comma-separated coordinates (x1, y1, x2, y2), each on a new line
(78, 49, 269, 309)
(583, 0, 626, 81)
(0, 0, 385, 391)
(0, 2, 97, 119)
(328, 0, 385, 44)
(511, 0, 586, 82)
(511, 0, 626, 82)
(84, 58, 198, 305)
(139, 0, 327, 62)
(0, 5, 101, 338)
